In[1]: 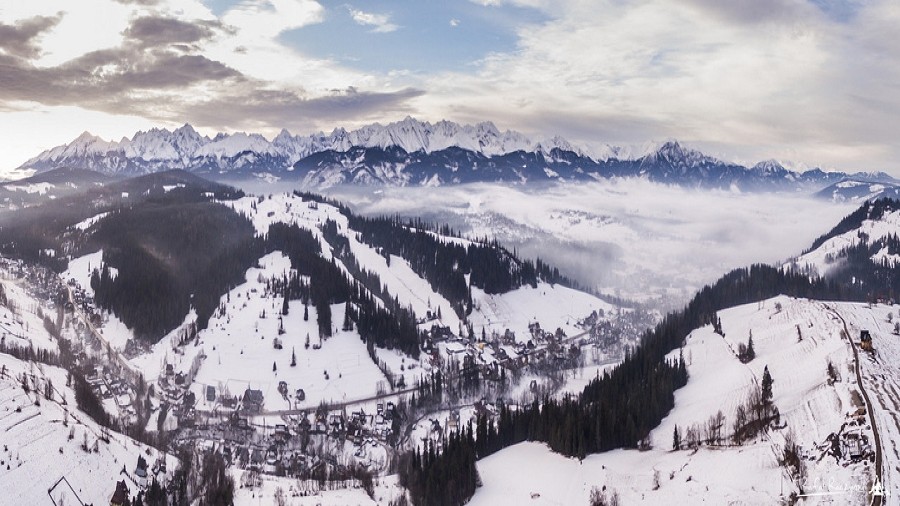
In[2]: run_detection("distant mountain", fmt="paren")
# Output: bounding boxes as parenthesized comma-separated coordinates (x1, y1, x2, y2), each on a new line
(16, 118, 892, 192)
(0, 167, 111, 210)
(813, 178, 900, 203)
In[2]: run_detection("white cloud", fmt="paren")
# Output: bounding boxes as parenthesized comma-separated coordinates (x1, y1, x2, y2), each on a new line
(410, 0, 900, 172)
(347, 7, 398, 33)
(2, 0, 900, 176)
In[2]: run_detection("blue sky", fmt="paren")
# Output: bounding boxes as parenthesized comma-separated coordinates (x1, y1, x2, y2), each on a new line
(280, 1, 547, 73)
(0, 0, 898, 175)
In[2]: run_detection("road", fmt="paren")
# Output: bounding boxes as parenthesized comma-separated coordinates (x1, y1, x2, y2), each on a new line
(824, 304, 883, 506)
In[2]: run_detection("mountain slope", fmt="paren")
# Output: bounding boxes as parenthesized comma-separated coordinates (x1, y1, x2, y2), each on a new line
(471, 296, 880, 505)
(788, 199, 900, 292)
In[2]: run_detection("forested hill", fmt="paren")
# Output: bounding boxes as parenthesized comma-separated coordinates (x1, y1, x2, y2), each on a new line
(790, 198, 900, 300)
(297, 191, 575, 317)
(0, 171, 589, 348)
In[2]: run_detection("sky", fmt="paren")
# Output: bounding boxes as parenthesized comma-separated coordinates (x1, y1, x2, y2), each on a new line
(0, 0, 898, 174)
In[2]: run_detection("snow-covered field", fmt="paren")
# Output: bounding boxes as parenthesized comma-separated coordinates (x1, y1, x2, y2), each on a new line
(468, 283, 613, 343)
(0, 353, 176, 506)
(0, 279, 58, 353)
(471, 296, 890, 505)
(231, 471, 407, 506)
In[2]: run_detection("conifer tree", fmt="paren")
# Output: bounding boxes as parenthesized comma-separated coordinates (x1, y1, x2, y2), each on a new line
(761, 366, 773, 405)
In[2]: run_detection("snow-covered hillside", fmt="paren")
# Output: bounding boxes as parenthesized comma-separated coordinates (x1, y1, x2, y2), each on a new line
(788, 199, 900, 277)
(815, 179, 900, 204)
(0, 261, 177, 505)
(470, 296, 892, 505)
(0, 352, 176, 506)
(67, 192, 614, 418)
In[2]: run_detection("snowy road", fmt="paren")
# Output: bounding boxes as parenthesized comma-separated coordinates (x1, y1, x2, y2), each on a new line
(836, 303, 900, 506)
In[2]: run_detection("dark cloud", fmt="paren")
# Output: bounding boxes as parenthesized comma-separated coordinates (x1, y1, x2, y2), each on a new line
(180, 86, 427, 130)
(123, 16, 228, 48)
(0, 45, 241, 109)
(0, 14, 63, 60)
(0, 11, 424, 140)
(0, 18, 423, 134)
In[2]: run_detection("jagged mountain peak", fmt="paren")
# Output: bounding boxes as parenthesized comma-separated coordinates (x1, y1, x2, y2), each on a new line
(16, 118, 886, 194)
(73, 130, 99, 142)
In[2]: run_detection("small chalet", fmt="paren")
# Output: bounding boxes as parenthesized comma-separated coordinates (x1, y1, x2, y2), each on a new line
(134, 456, 149, 488)
(243, 388, 264, 413)
(860, 330, 873, 351)
(110, 480, 129, 506)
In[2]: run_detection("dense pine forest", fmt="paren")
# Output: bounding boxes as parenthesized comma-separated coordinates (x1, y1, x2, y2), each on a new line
(399, 428, 479, 506)
(90, 201, 261, 340)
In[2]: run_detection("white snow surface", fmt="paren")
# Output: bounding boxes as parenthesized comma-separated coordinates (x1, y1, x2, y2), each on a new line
(189, 252, 390, 410)
(468, 283, 612, 343)
(63, 250, 104, 297)
(72, 211, 110, 231)
(0, 353, 177, 506)
(4, 182, 54, 194)
(0, 279, 58, 352)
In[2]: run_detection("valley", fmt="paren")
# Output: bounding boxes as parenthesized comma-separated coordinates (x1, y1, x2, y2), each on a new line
(0, 169, 896, 505)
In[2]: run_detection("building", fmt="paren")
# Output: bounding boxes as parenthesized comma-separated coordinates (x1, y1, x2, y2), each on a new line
(860, 330, 873, 351)
(110, 480, 129, 506)
(243, 388, 264, 413)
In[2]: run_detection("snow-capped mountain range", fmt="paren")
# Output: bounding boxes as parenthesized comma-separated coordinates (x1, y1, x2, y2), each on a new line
(17, 117, 894, 191)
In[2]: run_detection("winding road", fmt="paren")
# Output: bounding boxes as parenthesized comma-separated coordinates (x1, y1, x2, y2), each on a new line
(824, 303, 884, 506)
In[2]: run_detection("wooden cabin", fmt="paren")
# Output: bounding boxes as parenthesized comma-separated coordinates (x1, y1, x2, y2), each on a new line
(860, 330, 873, 351)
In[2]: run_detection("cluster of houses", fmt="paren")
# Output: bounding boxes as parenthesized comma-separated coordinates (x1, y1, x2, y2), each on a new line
(421, 321, 585, 378)
(85, 364, 137, 420)
(109, 455, 169, 506)
(179, 402, 399, 480)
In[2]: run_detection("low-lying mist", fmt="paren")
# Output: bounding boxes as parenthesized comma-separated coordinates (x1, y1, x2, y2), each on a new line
(230, 178, 853, 310)
(317, 180, 853, 310)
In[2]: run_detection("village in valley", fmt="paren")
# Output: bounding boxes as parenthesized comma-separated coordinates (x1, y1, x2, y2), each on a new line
(0, 194, 653, 504)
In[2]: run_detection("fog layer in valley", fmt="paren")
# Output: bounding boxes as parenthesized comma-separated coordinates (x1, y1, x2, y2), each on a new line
(316, 180, 853, 309)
